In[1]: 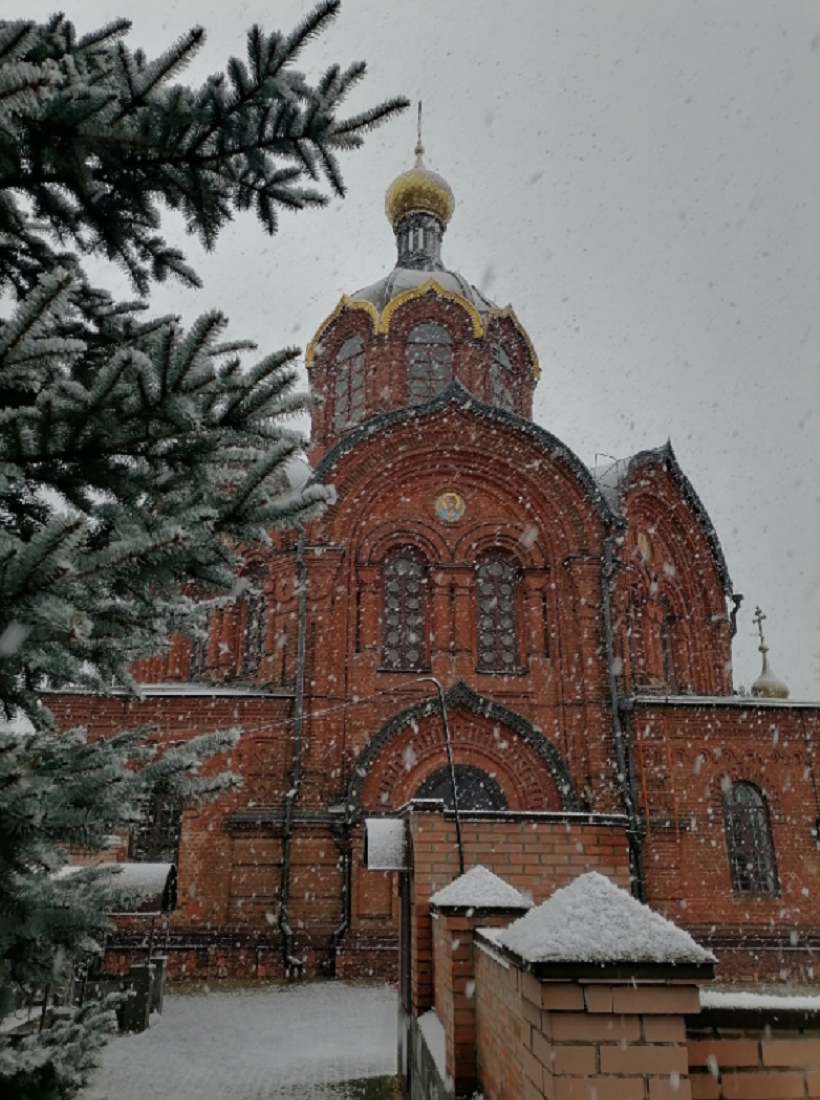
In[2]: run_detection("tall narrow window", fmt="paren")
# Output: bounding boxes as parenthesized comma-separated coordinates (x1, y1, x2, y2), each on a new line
(490, 341, 514, 411)
(476, 557, 519, 672)
(189, 622, 210, 682)
(659, 603, 678, 693)
(723, 782, 778, 896)
(406, 323, 452, 404)
(129, 792, 183, 864)
(334, 335, 366, 430)
(241, 592, 267, 677)
(382, 552, 428, 671)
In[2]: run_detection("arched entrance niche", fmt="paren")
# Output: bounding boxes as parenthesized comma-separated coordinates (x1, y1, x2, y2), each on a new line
(348, 681, 582, 816)
(417, 764, 508, 811)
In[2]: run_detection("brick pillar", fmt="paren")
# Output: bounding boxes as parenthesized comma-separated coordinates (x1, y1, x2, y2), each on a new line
(451, 569, 474, 677)
(430, 568, 452, 657)
(432, 903, 530, 1096)
(356, 565, 381, 655)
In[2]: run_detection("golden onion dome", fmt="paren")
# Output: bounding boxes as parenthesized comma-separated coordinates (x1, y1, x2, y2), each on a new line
(385, 140, 455, 228)
(750, 606, 789, 699)
(751, 650, 790, 699)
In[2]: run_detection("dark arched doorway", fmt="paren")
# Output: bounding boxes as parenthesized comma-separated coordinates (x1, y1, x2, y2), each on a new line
(416, 764, 508, 811)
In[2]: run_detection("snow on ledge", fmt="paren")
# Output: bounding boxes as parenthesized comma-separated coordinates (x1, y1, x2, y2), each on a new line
(429, 865, 533, 910)
(701, 990, 820, 1013)
(417, 1010, 447, 1081)
(497, 872, 715, 967)
(632, 693, 819, 709)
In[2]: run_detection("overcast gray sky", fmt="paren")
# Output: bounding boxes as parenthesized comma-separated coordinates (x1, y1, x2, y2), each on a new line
(7, 0, 819, 698)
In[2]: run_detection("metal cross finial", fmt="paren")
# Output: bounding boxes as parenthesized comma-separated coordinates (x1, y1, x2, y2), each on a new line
(753, 605, 768, 651)
(414, 101, 424, 159)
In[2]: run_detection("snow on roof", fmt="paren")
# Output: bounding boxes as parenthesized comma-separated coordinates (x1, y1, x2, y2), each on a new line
(352, 266, 497, 315)
(364, 818, 407, 871)
(429, 865, 533, 910)
(55, 861, 175, 911)
(497, 872, 715, 967)
(701, 990, 820, 1013)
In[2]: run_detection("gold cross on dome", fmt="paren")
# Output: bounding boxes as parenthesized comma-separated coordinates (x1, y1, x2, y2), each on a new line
(415, 101, 424, 158)
(753, 605, 767, 650)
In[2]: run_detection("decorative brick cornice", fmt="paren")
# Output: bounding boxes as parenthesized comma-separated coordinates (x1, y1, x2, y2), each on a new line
(344, 678, 583, 818)
(623, 441, 733, 596)
(311, 381, 619, 529)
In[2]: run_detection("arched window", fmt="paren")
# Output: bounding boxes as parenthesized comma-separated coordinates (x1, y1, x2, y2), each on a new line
(382, 552, 428, 671)
(241, 591, 267, 677)
(659, 601, 678, 693)
(490, 341, 514, 411)
(406, 323, 452, 404)
(723, 782, 778, 896)
(417, 765, 508, 811)
(476, 557, 520, 672)
(189, 620, 211, 682)
(129, 792, 183, 864)
(334, 335, 366, 430)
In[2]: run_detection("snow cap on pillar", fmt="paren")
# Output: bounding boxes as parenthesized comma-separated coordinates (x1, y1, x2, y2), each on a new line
(497, 872, 715, 966)
(429, 864, 533, 912)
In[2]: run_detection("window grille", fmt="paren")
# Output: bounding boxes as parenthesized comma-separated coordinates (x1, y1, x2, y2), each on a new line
(382, 552, 427, 671)
(723, 781, 778, 896)
(406, 323, 452, 404)
(334, 335, 366, 429)
(476, 557, 519, 672)
(189, 627, 209, 682)
(490, 342, 514, 411)
(416, 765, 508, 811)
(241, 592, 267, 676)
(129, 792, 183, 864)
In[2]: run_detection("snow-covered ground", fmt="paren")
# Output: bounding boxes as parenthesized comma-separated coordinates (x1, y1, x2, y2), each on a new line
(82, 981, 398, 1100)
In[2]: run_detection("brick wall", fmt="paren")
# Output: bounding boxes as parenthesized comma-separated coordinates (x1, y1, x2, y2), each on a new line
(632, 700, 820, 982)
(475, 937, 525, 1100)
(409, 806, 631, 1013)
(687, 1013, 820, 1099)
(473, 934, 699, 1100)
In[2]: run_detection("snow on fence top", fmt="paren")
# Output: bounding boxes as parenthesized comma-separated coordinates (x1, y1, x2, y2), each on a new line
(364, 818, 408, 871)
(498, 872, 715, 966)
(429, 864, 533, 910)
(701, 990, 820, 1013)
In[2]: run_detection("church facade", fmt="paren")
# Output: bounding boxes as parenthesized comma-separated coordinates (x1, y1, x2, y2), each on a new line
(51, 144, 820, 984)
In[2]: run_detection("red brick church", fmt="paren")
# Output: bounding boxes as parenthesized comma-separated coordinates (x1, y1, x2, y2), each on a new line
(52, 141, 820, 984)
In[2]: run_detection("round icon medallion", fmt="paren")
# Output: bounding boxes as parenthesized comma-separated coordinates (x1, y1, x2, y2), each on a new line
(435, 491, 466, 524)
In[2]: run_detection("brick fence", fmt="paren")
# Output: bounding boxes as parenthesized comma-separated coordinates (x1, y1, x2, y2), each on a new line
(391, 802, 820, 1100)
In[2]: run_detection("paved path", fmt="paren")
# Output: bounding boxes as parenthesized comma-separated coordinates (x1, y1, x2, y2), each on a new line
(82, 982, 398, 1100)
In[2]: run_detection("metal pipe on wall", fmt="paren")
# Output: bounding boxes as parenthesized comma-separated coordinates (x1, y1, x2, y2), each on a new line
(278, 528, 308, 973)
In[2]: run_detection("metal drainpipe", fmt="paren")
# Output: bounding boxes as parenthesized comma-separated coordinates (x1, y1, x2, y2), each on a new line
(278, 528, 308, 974)
(602, 531, 646, 903)
(418, 676, 465, 876)
(729, 593, 744, 638)
(326, 823, 352, 977)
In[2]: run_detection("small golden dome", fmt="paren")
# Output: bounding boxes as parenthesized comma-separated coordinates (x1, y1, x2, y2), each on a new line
(750, 605, 789, 699)
(385, 141, 455, 228)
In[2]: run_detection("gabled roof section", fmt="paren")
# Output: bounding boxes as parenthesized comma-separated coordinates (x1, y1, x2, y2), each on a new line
(310, 381, 619, 528)
(592, 441, 732, 596)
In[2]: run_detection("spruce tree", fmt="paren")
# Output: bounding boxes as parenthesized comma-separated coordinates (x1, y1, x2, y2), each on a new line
(0, 6, 406, 1095)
